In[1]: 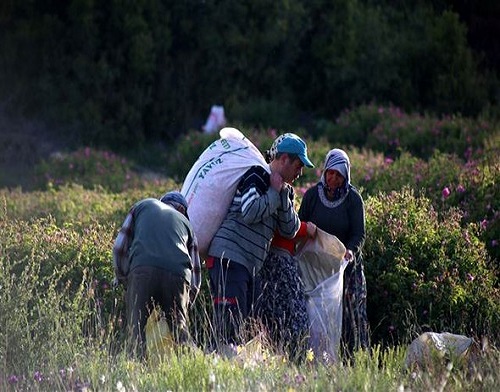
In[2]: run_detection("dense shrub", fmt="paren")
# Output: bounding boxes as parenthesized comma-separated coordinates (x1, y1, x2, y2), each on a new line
(0, 213, 114, 374)
(1, 2, 496, 149)
(357, 148, 500, 263)
(364, 188, 500, 345)
(313, 103, 495, 160)
(34, 147, 145, 192)
(2, 185, 127, 227)
(366, 110, 493, 160)
(294, 3, 491, 120)
(313, 104, 383, 146)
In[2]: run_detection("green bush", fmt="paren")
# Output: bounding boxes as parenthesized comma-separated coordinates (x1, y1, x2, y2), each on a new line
(314, 104, 495, 160)
(367, 111, 493, 160)
(34, 147, 144, 192)
(0, 214, 114, 375)
(358, 148, 500, 263)
(165, 131, 219, 182)
(313, 104, 383, 146)
(364, 188, 500, 345)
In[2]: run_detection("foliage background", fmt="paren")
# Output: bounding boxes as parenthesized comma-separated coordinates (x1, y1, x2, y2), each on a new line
(1, 2, 500, 390)
(3, 106, 499, 348)
(0, 0, 499, 151)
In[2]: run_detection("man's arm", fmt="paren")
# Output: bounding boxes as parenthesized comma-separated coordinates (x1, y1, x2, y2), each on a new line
(112, 209, 134, 285)
(188, 233, 201, 304)
(276, 184, 300, 239)
(239, 166, 281, 224)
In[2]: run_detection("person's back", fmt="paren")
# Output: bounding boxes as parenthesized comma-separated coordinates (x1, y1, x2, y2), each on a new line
(113, 192, 201, 358)
(130, 198, 194, 283)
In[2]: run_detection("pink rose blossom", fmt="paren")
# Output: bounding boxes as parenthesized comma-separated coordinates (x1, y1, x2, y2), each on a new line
(442, 187, 451, 199)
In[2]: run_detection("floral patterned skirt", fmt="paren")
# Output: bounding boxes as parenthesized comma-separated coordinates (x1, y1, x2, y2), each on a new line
(258, 250, 309, 356)
(342, 257, 370, 353)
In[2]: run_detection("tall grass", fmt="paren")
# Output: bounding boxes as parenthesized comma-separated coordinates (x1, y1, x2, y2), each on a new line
(1, 108, 499, 390)
(1, 190, 499, 391)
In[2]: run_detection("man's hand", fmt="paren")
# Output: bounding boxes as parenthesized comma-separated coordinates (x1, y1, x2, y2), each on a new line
(270, 171, 284, 192)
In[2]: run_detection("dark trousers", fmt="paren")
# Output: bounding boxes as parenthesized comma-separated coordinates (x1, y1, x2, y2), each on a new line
(126, 265, 190, 357)
(208, 257, 261, 346)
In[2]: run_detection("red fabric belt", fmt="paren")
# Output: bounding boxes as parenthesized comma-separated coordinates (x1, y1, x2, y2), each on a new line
(213, 297, 238, 306)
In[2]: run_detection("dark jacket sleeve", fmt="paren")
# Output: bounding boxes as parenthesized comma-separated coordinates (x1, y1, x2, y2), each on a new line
(346, 187, 366, 255)
(238, 166, 281, 224)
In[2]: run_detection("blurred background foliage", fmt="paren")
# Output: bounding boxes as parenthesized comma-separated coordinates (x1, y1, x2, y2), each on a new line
(0, 0, 499, 152)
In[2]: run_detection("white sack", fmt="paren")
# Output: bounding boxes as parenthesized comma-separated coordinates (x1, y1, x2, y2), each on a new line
(405, 332, 474, 368)
(202, 105, 226, 134)
(181, 127, 269, 256)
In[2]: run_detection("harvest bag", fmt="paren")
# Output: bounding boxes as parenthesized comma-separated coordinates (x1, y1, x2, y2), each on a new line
(181, 127, 269, 256)
(306, 259, 348, 363)
(405, 332, 474, 368)
(296, 229, 347, 362)
(145, 308, 174, 361)
(297, 228, 346, 293)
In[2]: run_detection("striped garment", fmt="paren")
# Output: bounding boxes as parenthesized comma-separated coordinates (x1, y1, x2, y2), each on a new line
(208, 165, 300, 274)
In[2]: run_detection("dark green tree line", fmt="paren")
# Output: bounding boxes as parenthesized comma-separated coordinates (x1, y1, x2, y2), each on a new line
(0, 0, 497, 150)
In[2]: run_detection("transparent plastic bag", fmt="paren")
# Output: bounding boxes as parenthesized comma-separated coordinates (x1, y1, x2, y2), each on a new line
(296, 228, 346, 293)
(296, 229, 348, 362)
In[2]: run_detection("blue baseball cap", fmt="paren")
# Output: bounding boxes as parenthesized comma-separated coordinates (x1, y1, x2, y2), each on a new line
(272, 133, 314, 168)
(160, 191, 189, 217)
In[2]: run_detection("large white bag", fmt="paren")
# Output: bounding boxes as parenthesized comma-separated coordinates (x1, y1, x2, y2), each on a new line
(296, 228, 346, 293)
(405, 332, 475, 368)
(181, 127, 269, 256)
(296, 229, 347, 362)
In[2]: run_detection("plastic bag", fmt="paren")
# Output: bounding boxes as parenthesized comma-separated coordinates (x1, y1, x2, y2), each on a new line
(181, 127, 269, 256)
(145, 308, 174, 360)
(296, 229, 347, 362)
(405, 332, 475, 368)
(307, 259, 348, 363)
(296, 228, 346, 293)
(202, 105, 226, 133)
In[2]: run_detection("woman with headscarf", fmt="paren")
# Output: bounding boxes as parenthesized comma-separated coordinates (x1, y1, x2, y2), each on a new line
(298, 148, 370, 356)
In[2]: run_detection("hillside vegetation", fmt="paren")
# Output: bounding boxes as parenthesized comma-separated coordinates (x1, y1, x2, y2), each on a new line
(1, 105, 499, 391)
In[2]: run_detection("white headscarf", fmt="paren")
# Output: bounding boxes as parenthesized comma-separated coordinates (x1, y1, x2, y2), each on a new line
(318, 148, 351, 208)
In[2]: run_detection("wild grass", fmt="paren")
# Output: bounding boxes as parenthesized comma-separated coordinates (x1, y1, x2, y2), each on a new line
(1, 107, 499, 391)
(1, 188, 499, 392)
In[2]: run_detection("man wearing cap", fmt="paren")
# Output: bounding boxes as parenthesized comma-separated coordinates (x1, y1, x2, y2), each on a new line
(112, 191, 201, 357)
(206, 133, 314, 347)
